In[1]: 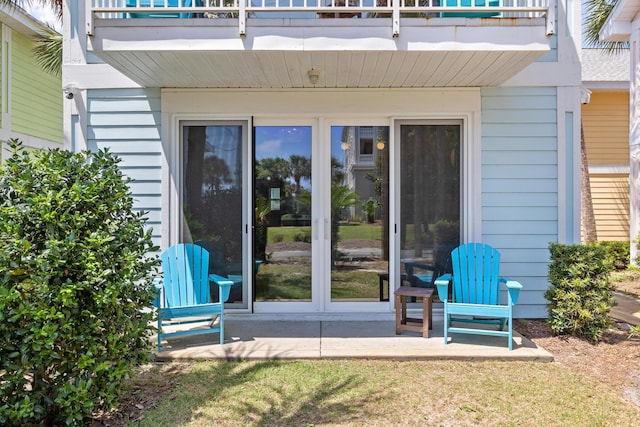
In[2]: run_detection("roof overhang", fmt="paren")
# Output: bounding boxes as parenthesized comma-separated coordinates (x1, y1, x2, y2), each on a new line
(88, 18, 551, 88)
(0, 4, 54, 37)
(600, 0, 640, 42)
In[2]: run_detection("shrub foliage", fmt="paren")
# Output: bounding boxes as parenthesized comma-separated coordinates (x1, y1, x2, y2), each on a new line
(0, 141, 159, 426)
(593, 240, 630, 271)
(545, 242, 615, 342)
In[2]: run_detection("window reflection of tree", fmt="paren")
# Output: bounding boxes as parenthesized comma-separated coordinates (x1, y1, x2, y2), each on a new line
(183, 125, 243, 266)
(401, 124, 460, 258)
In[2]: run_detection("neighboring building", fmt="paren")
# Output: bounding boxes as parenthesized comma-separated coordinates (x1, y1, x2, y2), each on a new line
(0, 5, 62, 161)
(581, 48, 630, 242)
(64, 1, 582, 319)
(601, 3, 640, 262)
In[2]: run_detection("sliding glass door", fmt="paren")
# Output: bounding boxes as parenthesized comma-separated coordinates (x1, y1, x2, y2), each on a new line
(398, 121, 461, 288)
(178, 118, 462, 313)
(181, 122, 248, 307)
(329, 125, 390, 303)
(253, 124, 317, 311)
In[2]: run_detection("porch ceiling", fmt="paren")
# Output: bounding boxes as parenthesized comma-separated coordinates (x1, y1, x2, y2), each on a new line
(90, 19, 551, 88)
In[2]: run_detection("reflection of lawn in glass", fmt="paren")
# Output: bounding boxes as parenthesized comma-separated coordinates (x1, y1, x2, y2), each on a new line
(267, 223, 383, 243)
(255, 260, 386, 301)
(255, 259, 312, 301)
(336, 223, 383, 241)
(331, 268, 380, 300)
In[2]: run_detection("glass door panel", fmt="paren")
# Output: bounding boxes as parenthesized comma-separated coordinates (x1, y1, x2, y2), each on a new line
(182, 123, 245, 306)
(330, 126, 390, 301)
(254, 126, 313, 302)
(400, 123, 461, 288)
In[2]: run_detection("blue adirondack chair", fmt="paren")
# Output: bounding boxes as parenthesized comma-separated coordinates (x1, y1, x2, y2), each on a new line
(154, 243, 233, 352)
(434, 243, 523, 350)
(403, 241, 457, 289)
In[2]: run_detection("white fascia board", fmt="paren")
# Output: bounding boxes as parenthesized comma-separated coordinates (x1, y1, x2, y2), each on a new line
(91, 24, 548, 53)
(63, 64, 141, 89)
(0, 5, 55, 37)
(583, 81, 629, 91)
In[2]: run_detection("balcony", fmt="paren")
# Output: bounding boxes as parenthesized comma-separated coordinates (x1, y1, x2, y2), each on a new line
(86, 0, 555, 88)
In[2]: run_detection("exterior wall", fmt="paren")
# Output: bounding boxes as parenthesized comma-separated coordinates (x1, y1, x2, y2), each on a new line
(582, 91, 630, 242)
(589, 174, 630, 241)
(86, 88, 162, 249)
(10, 31, 62, 143)
(0, 17, 62, 159)
(583, 92, 629, 165)
(631, 25, 640, 262)
(481, 86, 559, 318)
(80, 87, 572, 318)
(65, 0, 583, 317)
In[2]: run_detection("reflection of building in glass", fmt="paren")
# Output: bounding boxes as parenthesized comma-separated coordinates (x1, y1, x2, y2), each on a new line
(341, 126, 386, 221)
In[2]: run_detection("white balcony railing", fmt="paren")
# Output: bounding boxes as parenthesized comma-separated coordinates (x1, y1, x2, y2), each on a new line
(88, 0, 553, 37)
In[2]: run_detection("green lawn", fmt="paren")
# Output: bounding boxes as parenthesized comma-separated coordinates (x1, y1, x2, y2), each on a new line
(267, 223, 383, 243)
(125, 359, 640, 426)
(255, 262, 382, 301)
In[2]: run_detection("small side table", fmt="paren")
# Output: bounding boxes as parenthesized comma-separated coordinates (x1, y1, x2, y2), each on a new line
(394, 286, 434, 338)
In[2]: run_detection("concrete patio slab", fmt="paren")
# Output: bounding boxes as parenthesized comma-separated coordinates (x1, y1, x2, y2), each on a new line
(154, 313, 554, 362)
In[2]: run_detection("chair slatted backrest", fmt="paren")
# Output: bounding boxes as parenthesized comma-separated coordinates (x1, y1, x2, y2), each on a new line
(450, 243, 501, 305)
(160, 243, 212, 308)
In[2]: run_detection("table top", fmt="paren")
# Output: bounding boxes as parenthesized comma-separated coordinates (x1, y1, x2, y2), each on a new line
(394, 286, 434, 297)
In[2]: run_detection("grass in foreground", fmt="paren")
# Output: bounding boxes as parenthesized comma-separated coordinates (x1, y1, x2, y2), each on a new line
(125, 360, 640, 427)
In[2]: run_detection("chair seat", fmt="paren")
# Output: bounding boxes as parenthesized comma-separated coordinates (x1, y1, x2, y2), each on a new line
(159, 302, 224, 319)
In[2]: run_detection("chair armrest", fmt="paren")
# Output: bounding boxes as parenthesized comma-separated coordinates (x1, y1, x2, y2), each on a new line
(255, 259, 264, 274)
(500, 277, 523, 305)
(403, 260, 436, 275)
(434, 274, 452, 302)
(209, 274, 234, 303)
(152, 278, 163, 307)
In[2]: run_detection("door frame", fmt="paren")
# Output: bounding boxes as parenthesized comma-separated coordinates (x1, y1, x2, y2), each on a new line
(163, 88, 483, 315)
(390, 117, 479, 306)
(252, 117, 322, 313)
(170, 116, 254, 312)
(322, 118, 394, 312)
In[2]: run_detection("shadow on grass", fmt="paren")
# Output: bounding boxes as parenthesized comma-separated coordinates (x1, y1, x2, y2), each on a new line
(138, 360, 387, 426)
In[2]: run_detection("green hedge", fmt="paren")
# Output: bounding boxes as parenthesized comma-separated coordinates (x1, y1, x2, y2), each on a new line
(545, 242, 615, 342)
(0, 141, 160, 426)
(592, 240, 630, 271)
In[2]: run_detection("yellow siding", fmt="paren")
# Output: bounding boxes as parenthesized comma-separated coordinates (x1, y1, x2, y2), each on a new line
(10, 30, 62, 143)
(584, 174, 629, 241)
(582, 92, 629, 165)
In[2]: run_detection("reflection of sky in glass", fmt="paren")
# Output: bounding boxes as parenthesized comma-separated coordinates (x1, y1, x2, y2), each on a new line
(331, 126, 346, 156)
(255, 126, 312, 159)
(255, 126, 312, 189)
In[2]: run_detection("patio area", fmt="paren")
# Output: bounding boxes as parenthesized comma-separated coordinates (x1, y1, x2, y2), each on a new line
(153, 310, 554, 362)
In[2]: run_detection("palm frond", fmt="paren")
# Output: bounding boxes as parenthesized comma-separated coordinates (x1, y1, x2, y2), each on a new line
(32, 25, 62, 77)
(583, 0, 629, 53)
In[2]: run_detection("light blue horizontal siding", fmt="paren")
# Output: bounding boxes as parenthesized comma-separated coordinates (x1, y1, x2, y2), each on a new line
(483, 220, 557, 234)
(482, 151, 557, 165)
(482, 165, 558, 179)
(483, 137, 557, 151)
(483, 178, 557, 193)
(87, 88, 162, 246)
(481, 86, 558, 317)
(483, 206, 558, 221)
(483, 193, 557, 206)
